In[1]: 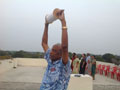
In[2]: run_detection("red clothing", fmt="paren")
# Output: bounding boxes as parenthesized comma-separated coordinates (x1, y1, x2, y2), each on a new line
(71, 57, 76, 71)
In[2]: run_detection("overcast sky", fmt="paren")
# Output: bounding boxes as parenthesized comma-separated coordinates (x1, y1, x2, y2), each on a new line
(0, 0, 120, 55)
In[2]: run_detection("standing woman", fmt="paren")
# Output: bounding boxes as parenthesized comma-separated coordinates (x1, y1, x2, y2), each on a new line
(91, 55, 96, 80)
(73, 57, 80, 74)
(71, 53, 77, 71)
(85, 53, 92, 75)
(79, 54, 86, 74)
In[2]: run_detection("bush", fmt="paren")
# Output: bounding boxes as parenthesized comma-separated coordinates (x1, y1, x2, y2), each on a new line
(0, 55, 12, 60)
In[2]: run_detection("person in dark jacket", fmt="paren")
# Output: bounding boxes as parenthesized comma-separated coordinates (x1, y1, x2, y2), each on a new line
(79, 54, 86, 74)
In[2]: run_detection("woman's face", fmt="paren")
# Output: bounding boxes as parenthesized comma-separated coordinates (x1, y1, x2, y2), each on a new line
(91, 56, 94, 59)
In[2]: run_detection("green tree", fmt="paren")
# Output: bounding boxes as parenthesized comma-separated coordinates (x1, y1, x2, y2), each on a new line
(14, 50, 25, 58)
(102, 53, 115, 63)
(95, 55, 104, 62)
(69, 52, 72, 59)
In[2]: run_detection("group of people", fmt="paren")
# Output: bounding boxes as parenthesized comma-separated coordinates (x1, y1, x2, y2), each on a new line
(71, 53, 96, 80)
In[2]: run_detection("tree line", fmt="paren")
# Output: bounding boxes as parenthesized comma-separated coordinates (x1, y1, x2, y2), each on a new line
(0, 50, 44, 59)
(0, 50, 120, 65)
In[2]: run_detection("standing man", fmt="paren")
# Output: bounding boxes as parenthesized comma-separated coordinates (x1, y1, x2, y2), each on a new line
(40, 10, 71, 90)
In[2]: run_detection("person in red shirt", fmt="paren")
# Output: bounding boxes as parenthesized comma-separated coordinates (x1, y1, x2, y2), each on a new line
(71, 53, 77, 71)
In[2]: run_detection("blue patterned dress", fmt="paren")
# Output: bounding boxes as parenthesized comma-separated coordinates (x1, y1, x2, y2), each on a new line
(40, 49, 71, 90)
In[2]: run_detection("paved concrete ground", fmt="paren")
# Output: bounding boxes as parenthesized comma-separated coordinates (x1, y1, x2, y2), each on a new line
(0, 67, 120, 90)
(93, 74, 120, 90)
(0, 67, 45, 83)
